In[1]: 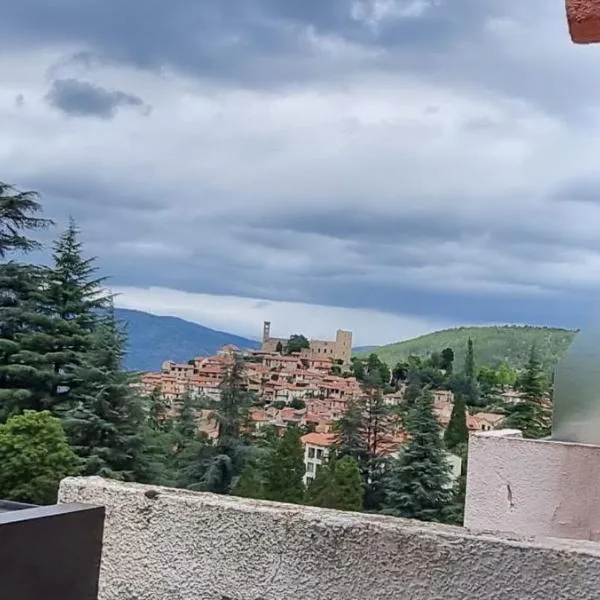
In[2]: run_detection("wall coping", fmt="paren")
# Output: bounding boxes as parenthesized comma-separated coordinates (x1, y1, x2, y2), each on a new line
(61, 475, 600, 555)
(60, 476, 600, 600)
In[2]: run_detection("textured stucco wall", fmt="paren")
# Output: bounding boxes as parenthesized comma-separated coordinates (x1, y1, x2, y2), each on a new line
(567, 0, 600, 43)
(465, 429, 600, 542)
(60, 476, 600, 600)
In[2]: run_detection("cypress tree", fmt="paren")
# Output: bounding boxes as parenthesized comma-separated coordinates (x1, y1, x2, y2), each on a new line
(464, 339, 475, 379)
(384, 389, 453, 522)
(459, 338, 481, 407)
(444, 393, 469, 451)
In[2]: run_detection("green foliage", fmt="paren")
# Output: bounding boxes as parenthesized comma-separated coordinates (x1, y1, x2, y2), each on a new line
(285, 334, 310, 355)
(262, 427, 305, 504)
(0, 410, 78, 504)
(366, 353, 391, 386)
(504, 345, 551, 439)
(504, 401, 551, 439)
(440, 347, 454, 373)
(306, 456, 363, 511)
(444, 393, 468, 451)
(384, 390, 453, 522)
(444, 467, 467, 526)
(392, 361, 409, 385)
(350, 356, 366, 381)
(358, 325, 576, 372)
(233, 454, 265, 499)
(0, 263, 56, 419)
(290, 398, 306, 410)
(477, 364, 516, 397)
(271, 400, 286, 410)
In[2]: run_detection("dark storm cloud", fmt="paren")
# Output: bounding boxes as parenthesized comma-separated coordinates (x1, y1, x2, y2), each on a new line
(0, 0, 560, 102)
(252, 207, 478, 245)
(0, 0, 590, 121)
(45, 78, 148, 119)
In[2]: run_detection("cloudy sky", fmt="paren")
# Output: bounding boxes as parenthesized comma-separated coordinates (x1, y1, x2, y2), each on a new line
(2, 0, 600, 345)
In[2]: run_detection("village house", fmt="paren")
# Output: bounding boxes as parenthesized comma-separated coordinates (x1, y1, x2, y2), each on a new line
(301, 432, 335, 486)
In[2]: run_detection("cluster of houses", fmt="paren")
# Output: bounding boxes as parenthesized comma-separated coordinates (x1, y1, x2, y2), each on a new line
(139, 342, 516, 485)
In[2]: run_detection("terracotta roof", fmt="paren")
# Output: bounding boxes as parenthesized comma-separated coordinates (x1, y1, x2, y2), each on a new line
(301, 432, 335, 447)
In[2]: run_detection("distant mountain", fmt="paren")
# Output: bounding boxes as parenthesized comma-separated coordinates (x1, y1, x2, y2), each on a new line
(114, 308, 260, 372)
(352, 345, 379, 354)
(354, 325, 578, 372)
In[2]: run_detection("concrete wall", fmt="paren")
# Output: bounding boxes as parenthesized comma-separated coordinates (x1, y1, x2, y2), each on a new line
(465, 429, 600, 542)
(60, 476, 600, 600)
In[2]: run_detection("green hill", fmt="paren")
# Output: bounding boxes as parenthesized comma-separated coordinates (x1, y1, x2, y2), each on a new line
(356, 325, 578, 372)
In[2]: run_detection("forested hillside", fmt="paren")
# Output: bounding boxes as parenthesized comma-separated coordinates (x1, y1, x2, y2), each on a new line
(357, 326, 577, 372)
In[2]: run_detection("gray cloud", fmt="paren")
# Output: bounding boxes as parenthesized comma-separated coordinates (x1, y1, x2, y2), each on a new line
(550, 177, 600, 205)
(2, 0, 600, 336)
(0, 0, 577, 114)
(44, 78, 148, 119)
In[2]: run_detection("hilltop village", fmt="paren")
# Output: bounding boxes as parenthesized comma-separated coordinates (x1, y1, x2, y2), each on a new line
(139, 321, 532, 484)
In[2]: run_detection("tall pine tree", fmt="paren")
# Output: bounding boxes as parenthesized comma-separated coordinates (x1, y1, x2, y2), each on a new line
(0, 182, 51, 257)
(41, 218, 110, 412)
(504, 345, 551, 439)
(384, 389, 453, 522)
(0, 183, 54, 420)
(262, 426, 305, 504)
(62, 306, 146, 481)
(191, 354, 252, 494)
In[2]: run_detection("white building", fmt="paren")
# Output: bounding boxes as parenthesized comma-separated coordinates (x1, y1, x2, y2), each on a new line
(300, 433, 335, 486)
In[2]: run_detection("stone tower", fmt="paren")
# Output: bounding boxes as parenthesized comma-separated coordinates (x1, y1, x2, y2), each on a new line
(334, 329, 353, 366)
(263, 321, 271, 343)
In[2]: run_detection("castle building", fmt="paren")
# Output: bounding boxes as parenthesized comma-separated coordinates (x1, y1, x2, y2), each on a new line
(261, 321, 353, 366)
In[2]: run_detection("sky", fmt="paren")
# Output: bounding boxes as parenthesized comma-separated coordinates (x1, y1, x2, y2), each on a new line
(2, 0, 600, 345)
